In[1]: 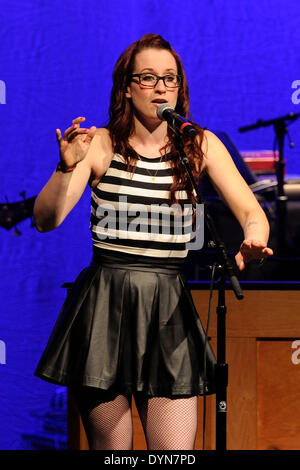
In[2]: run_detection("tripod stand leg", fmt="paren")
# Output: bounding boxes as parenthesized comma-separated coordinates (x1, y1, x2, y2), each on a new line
(215, 284, 228, 451)
(216, 362, 228, 451)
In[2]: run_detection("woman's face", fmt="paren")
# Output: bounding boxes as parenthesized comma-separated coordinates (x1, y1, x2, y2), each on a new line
(126, 48, 179, 125)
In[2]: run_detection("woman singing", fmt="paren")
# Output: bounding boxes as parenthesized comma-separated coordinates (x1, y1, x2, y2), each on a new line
(34, 33, 273, 450)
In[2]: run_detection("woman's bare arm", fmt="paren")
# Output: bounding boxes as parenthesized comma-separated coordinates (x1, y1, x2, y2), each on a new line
(201, 130, 273, 270)
(33, 119, 112, 232)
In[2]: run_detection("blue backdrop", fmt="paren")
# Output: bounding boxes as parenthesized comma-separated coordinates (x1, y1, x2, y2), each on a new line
(0, 0, 299, 449)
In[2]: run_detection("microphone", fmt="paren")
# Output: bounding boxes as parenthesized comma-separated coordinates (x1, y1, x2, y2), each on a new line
(157, 103, 197, 138)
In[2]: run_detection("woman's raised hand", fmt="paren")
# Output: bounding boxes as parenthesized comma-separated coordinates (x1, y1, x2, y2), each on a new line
(235, 239, 274, 271)
(56, 117, 97, 169)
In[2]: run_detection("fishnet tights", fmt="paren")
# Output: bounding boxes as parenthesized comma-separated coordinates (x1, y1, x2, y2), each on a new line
(73, 387, 198, 450)
(135, 394, 198, 450)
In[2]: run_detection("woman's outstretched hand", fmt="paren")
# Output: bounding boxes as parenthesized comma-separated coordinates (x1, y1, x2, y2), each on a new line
(235, 239, 274, 271)
(56, 116, 97, 169)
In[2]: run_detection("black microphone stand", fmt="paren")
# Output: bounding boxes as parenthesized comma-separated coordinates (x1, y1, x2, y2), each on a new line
(173, 134, 244, 452)
(239, 112, 300, 256)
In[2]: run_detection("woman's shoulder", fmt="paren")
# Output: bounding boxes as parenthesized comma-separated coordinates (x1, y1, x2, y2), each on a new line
(199, 129, 225, 166)
(200, 129, 219, 153)
(93, 127, 113, 147)
(193, 129, 217, 173)
(94, 127, 110, 137)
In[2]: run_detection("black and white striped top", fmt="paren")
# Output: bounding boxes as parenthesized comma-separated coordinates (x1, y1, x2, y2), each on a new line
(90, 153, 195, 259)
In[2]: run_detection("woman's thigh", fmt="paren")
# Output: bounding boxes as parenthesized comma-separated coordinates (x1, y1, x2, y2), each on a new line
(71, 386, 133, 450)
(134, 393, 198, 450)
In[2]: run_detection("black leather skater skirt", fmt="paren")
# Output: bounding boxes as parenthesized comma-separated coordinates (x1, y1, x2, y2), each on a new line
(35, 247, 216, 397)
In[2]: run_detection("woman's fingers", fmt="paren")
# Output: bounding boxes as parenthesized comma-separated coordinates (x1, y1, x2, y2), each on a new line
(56, 118, 96, 165)
(56, 128, 63, 144)
(62, 117, 86, 139)
(262, 247, 274, 256)
(235, 252, 245, 271)
(236, 239, 273, 270)
(72, 116, 85, 127)
(241, 240, 266, 257)
(65, 127, 89, 142)
(238, 240, 273, 265)
(84, 126, 97, 141)
(241, 239, 266, 249)
(239, 260, 245, 271)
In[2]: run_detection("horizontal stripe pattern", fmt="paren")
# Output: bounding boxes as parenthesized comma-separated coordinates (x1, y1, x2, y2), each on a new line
(90, 153, 194, 259)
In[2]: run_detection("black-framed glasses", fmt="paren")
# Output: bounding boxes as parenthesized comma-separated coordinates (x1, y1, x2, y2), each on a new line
(131, 73, 182, 88)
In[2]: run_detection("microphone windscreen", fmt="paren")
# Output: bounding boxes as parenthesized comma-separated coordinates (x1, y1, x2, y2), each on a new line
(157, 103, 174, 120)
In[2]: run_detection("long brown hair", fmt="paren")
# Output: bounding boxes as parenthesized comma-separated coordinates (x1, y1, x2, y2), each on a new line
(106, 33, 205, 206)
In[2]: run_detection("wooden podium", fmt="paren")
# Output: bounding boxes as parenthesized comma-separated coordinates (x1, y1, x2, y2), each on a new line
(67, 282, 300, 450)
